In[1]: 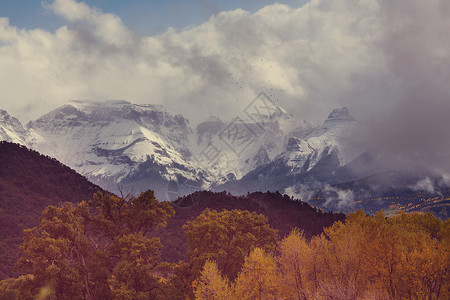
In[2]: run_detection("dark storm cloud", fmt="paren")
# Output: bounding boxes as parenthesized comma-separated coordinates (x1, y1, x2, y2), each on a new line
(351, 0, 450, 169)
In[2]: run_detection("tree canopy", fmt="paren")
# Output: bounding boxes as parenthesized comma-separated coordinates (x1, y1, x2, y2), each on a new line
(184, 208, 278, 281)
(194, 210, 450, 300)
(1, 189, 448, 300)
(11, 191, 174, 299)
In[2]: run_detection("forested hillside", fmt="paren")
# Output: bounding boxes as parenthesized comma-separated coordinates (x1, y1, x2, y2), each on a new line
(156, 190, 345, 262)
(0, 142, 103, 279)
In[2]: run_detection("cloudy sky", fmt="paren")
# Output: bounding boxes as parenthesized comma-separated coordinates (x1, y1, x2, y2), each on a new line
(0, 0, 449, 159)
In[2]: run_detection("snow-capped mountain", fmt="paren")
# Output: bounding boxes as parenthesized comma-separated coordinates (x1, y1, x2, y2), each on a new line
(281, 107, 360, 174)
(0, 101, 361, 200)
(220, 107, 364, 195)
(1, 100, 448, 216)
(0, 109, 31, 145)
(25, 100, 204, 200)
(193, 114, 289, 186)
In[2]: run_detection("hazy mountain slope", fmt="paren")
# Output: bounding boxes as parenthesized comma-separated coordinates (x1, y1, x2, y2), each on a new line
(219, 107, 362, 193)
(193, 113, 293, 185)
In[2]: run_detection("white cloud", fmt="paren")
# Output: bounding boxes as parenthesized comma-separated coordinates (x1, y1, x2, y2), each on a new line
(45, 0, 135, 46)
(0, 0, 385, 125)
(411, 177, 435, 194)
(324, 184, 355, 210)
(284, 184, 316, 202)
(284, 182, 355, 211)
(45, 0, 94, 22)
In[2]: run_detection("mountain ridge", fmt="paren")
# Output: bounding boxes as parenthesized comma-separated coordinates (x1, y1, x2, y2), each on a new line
(1, 100, 449, 217)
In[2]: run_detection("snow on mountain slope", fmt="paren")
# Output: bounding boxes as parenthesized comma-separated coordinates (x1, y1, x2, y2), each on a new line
(218, 107, 363, 196)
(1, 103, 447, 216)
(0, 109, 32, 145)
(281, 107, 361, 174)
(26, 100, 203, 199)
(0, 101, 363, 202)
(193, 115, 288, 185)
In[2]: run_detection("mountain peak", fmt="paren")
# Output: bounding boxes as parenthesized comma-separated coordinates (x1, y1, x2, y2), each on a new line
(67, 99, 164, 113)
(69, 99, 129, 105)
(325, 107, 355, 123)
(29, 100, 172, 128)
(0, 109, 28, 144)
(0, 109, 14, 122)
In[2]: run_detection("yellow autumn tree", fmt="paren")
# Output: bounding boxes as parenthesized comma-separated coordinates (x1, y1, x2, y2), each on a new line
(230, 210, 448, 300)
(234, 247, 278, 300)
(312, 210, 449, 300)
(388, 212, 449, 299)
(194, 261, 232, 300)
(277, 229, 314, 300)
(183, 209, 278, 281)
(313, 210, 369, 299)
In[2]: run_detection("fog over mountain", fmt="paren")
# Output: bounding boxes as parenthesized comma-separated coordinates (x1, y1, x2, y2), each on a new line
(351, 0, 450, 174)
